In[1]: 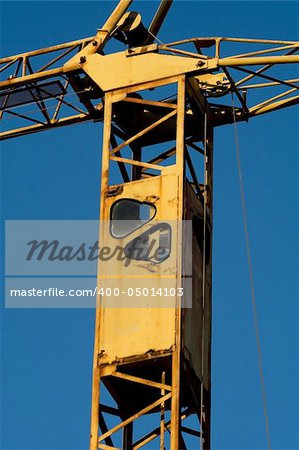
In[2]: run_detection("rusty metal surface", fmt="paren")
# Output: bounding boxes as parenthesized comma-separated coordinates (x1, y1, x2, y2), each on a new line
(1, 29, 298, 139)
(2, 2, 297, 448)
(89, 74, 213, 449)
(98, 174, 180, 365)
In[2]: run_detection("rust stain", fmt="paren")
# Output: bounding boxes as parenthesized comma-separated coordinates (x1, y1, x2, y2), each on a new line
(107, 185, 123, 197)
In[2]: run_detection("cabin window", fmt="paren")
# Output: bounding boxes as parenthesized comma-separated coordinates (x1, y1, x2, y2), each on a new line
(110, 199, 156, 238)
(124, 223, 171, 264)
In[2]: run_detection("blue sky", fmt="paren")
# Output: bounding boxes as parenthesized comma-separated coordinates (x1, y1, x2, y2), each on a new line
(1, 1, 298, 449)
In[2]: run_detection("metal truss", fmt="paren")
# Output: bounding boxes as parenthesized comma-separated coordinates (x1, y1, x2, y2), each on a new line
(1, 32, 298, 141)
(0, 0, 133, 140)
(0, 36, 104, 140)
(156, 36, 299, 118)
(97, 369, 198, 450)
(1, 3, 298, 450)
(90, 75, 213, 450)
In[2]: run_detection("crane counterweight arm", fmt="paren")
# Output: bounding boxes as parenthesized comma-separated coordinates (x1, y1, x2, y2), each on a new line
(1, 0, 298, 142)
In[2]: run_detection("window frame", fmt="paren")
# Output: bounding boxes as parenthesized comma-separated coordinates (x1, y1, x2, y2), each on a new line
(109, 198, 157, 239)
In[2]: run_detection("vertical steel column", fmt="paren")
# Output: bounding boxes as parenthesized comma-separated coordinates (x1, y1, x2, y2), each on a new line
(203, 119, 213, 450)
(170, 75, 186, 450)
(90, 92, 113, 450)
(123, 422, 133, 450)
(89, 75, 212, 450)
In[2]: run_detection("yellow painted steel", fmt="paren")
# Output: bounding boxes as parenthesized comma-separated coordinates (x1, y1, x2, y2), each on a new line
(1, 2, 298, 449)
(97, 174, 180, 365)
(89, 76, 192, 450)
(1, 29, 299, 140)
(65, 0, 133, 66)
(82, 51, 203, 91)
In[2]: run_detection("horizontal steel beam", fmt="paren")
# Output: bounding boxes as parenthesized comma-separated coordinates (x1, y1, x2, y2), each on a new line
(0, 113, 93, 141)
(219, 55, 299, 66)
(249, 94, 299, 116)
(0, 37, 92, 64)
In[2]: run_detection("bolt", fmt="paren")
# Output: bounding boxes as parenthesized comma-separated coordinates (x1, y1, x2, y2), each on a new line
(80, 56, 86, 64)
(92, 40, 98, 46)
(197, 60, 205, 67)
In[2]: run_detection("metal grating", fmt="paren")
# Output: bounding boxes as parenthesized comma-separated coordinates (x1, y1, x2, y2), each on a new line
(0, 81, 65, 110)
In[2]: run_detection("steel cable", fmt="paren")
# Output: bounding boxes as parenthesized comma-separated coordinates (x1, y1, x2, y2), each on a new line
(231, 93, 272, 450)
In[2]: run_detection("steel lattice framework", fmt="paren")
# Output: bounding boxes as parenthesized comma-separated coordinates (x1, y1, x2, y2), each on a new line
(1, 31, 298, 140)
(1, 1, 298, 449)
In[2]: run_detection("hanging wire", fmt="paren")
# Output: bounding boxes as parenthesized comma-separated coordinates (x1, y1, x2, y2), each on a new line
(200, 111, 208, 450)
(231, 93, 272, 450)
(147, 29, 165, 46)
(147, 30, 177, 56)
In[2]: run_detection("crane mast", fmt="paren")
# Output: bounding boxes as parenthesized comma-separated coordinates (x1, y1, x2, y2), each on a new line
(1, 1, 298, 449)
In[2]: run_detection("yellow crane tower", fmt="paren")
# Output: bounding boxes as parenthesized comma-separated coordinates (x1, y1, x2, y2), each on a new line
(1, 1, 298, 449)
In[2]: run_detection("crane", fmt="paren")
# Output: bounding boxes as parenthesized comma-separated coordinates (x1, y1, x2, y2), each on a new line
(1, 1, 298, 449)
